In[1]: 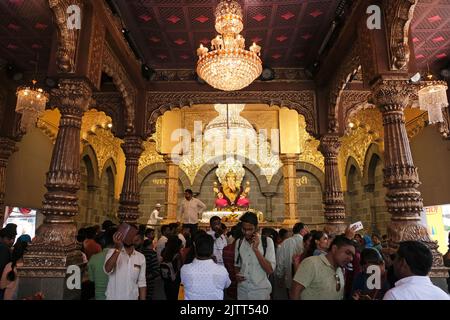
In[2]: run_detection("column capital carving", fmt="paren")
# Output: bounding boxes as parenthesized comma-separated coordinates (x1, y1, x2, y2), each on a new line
(319, 134, 341, 157)
(372, 79, 413, 110)
(50, 79, 93, 116)
(279, 153, 299, 165)
(163, 154, 181, 165)
(121, 136, 144, 159)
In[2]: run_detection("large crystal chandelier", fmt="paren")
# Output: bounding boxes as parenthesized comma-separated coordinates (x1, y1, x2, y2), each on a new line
(204, 104, 256, 142)
(417, 73, 448, 124)
(196, 0, 263, 91)
(16, 79, 49, 131)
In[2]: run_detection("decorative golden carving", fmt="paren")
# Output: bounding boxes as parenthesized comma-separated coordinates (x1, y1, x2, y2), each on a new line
(341, 90, 373, 124)
(383, 0, 418, 71)
(406, 111, 428, 139)
(340, 108, 384, 173)
(37, 117, 59, 143)
(102, 43, 136, 131)
(146, 91, 317, 137)
(48, 0, 82, 73)
(83, 127, 121, 174)
(299, 115, 324, 172)
(138, 141, 164, 172)
(87, 13, 105, 90)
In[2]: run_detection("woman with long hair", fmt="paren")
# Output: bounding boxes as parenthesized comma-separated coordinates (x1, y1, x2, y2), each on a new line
(160, 235, 183, 300)
(0, 241, 28, 300)
(306, 231, 329, 257)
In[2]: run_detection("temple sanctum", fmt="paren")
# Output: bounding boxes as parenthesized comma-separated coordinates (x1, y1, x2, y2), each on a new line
(0, 0, 449, 299)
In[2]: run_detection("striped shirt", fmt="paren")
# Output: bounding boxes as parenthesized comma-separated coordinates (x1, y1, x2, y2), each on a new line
(141, 248, 160, 300)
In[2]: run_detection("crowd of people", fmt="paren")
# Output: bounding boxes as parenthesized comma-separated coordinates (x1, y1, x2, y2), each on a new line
(0, 187, 449, 300)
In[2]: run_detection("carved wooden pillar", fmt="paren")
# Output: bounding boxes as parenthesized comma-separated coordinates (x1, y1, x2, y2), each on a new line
(280, 154, 298, 227)
(372, 79, 446, 277)
(164, 155, 179, 224)
(319, 134, 346, 234)
(0, 137, 17, 224)
(18, 79, 92, 299)
(118, 136, 144, 224)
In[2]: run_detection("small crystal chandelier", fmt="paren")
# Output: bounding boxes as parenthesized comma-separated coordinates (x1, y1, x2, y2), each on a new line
(196, 0, 263, 91)
(15, 55, 49, 132)
(417, 72, 449, 124)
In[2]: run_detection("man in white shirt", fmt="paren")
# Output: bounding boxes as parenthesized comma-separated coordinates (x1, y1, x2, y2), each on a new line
(156, 225, 171, 263)
(383, 240, 450, 300)
(275, 222, 309, 295)
(206, 216, 228, 265)
(103, 225, 147, 300)
(235, 212, 276, 300)
(181, 234, 231, 300)
(147, 203, 163, 226)
(180, 189, 207, 236)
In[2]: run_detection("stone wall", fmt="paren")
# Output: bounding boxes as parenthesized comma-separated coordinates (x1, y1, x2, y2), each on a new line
(344, 158, 389, 236)
(138, 171, 184, 224)
(272, 170, 324, 225)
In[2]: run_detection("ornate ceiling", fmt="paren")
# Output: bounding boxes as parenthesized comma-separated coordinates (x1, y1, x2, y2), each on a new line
(116, 0, 340, 68)
(0, 0, 448, 74)
(411, 0, 450, 71)
(0, 0, 53, 72)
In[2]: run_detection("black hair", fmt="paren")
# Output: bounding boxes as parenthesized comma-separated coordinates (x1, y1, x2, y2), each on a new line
(303, 233, 313, 245)
(397, 241, 433, 276)
(221, 223, 227, 231)
(161, 225, 170, 236)
(143, 239, 152, 249)
(239, 211, 258, 227)
(0, 228, 15, 240)
(85, 227, 96, 240)
(7, 241, 28, 282)
(305, 231, 326, 258)
(279, 228, 289, 239)
(195, 234, 214, 258)
(184, 230, 207, 264)
(138, 224, 147, 236)
(102, 220, 115, 231)
(210, 216, 221, 225)
(230, 223, 243, 240)
(360, 248, 384, 266)
(76, 228, 87, 243)
(168, 222, 179, 231)
(329, 235, 356, 251)
(162, 235, 182, 262)
(293, 223, 305, 234)
(184, 189, 193, 195)
(145, 228, 155, 238)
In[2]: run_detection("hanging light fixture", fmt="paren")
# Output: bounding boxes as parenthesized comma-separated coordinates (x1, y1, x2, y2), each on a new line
(15, 53, 49, 132)
(417, 70, 449, 124)
(196, 0, 263, 91)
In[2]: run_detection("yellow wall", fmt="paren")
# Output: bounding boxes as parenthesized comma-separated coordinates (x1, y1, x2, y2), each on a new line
(5, 128, 53, 208)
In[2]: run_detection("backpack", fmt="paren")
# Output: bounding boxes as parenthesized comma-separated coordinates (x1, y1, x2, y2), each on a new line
(235, 235, 268, 265)
(160, 256, 179, 282)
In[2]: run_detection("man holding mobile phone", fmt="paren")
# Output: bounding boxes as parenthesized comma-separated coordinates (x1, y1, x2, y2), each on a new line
(234, 212, 276, 300)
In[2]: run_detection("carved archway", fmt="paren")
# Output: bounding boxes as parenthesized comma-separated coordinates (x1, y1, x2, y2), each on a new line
(384, 0, 418, 71)
(191, 156, 271, 194)
(80, 144, 100, 186)
(327, 43, 361, 134)
(101, 158, 117, 180)
(362, 143, 384, 187)
(269, 161, 325, 193)
(345, 156, 362, 181)
(145, 90, 317, 138)
(138, 162, 191, 191)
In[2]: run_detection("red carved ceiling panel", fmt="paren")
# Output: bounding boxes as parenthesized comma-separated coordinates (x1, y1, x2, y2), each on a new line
(411, 0, 450, 71)
(117, 0, 339, 68)
(0, 0, 53, 72)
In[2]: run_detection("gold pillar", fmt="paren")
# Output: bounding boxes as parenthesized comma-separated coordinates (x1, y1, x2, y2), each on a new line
(118, 136, 144, 224)
(0, 137, 17, 224)
(280, 154, 298, 227)
(19, 79, 92, 300)
(319, 134, 346, 235)
(164, 155, 179, 224)
(372, 79, 447, 277)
